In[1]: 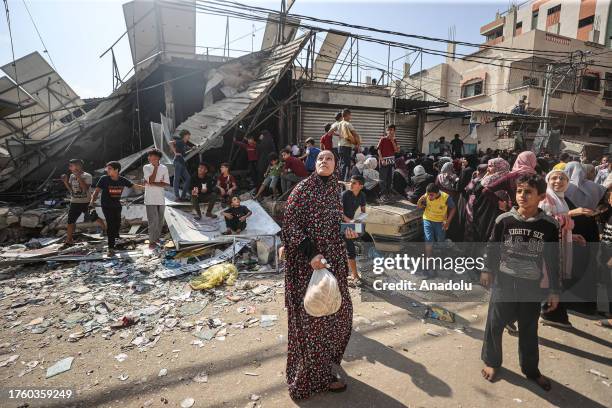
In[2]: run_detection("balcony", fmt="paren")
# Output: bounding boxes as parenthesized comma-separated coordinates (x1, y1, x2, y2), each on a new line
(480, 17, 505, 35)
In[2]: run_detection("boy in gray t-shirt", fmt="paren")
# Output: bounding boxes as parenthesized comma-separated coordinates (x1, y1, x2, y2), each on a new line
(61, 159, 106, 244)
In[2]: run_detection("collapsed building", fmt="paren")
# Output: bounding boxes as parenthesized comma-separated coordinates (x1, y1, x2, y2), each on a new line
(0, 0, 445, 197)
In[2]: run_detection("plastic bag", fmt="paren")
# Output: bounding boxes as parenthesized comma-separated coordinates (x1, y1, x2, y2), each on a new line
(303, 266, 342, 317)
(190, 263, 238, 290)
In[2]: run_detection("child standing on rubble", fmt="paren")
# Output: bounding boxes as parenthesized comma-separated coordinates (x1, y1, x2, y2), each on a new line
(61, 158, 107, 245)
(143, 149, 170, 249)
(480, 174, 559, 391)
(222, 196, 252, 235)
(216, 163, 237, 205)
(90, 161, 144, 253)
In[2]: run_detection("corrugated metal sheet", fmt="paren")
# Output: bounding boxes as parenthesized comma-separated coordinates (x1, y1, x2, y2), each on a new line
(388, 114, 419, 152)
(177, 34, 312, 159)
(0, 52, 85, 140)
(299, 106, 386, 148)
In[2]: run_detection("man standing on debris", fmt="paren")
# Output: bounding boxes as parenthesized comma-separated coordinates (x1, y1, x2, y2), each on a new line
(61, 159, 106, 245)
(342, 174, 366, 284)
(170, 129, 192, 201)
(377, 124, 400, 198)
(233, 135, 259, 186)
(282, 150, 356, 399)
(338, 109, 361, 181)
(143, 149, 170, 249)
(190, 162, 218, 219)
(90, 161, 143, 253)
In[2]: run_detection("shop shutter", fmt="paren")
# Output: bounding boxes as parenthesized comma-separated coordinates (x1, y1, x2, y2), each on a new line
(299, 106, 386, 148)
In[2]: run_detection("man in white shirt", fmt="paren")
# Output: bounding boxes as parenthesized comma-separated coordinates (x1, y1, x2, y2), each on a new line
(143, 149, 170, 249)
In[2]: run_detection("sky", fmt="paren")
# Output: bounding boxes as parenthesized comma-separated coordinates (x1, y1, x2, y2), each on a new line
(0, 0, 510, 98)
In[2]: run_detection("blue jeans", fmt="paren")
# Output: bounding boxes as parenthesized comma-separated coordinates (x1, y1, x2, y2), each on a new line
(423, 219, 445, 243)
(173, 159, 191, 199)
(339, 146, 353, 181)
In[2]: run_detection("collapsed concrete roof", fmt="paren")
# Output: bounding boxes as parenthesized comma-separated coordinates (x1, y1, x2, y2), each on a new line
(177, 33, 312, 160)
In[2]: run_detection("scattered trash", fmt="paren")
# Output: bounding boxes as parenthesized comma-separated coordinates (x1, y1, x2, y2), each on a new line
(115, 353, 128, 362)
(0, 354, 19, 367)
(260, 314, 278, 328)
(513, 398, 523, 403)
(426, 329, 442, 337)
(46, 357, 74, 378)
(118, 373, 129, 381)
(181, 397, 195, 408)
(190, 263, 238, 290)
(158, 368, 168, 377)
(244, 371, 259, 376)
(424, 306, 456, 323)
(250, 394, 260, 401)
(587, 369, 608, 379)
(193, 371, 209, 383)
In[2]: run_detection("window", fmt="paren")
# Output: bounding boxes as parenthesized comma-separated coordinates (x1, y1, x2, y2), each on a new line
(547, 5, 561, 16)
(578, 15, 595, 29)
(581, 73, 600, 92)
(603, 73, 612, 99)
(532, 11, 539, 29)
(461, 80, 484, 98)
(516, 21, 523, 30)
(515, 21, 523, 35)
(522, 76, 539, 86)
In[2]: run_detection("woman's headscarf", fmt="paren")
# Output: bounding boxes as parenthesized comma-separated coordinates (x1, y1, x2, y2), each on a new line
(480, 158, 510, 187)
(539, 170, 570, 215)
(564, 161, 607, 209)
(413, 165, 426, 176)
(605, 173, 612, 190)
(539, 169, 573, 281)
(355, 153, 366, 171)
(511, 151, 537, 175)
(364, 157, 378, 170)
(436, 162, 458, 191)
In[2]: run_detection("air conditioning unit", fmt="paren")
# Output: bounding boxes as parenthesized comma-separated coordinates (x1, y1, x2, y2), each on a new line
(589, 29, 600, 43)
(547, 23, 560, 34)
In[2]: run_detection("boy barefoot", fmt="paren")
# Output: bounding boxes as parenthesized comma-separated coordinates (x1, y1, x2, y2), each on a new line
(222, 196, 252, 235)
(480, 174, 559, 391)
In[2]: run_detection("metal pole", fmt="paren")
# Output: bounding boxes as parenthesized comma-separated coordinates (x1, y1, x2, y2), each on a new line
(540, 64, 553, 135)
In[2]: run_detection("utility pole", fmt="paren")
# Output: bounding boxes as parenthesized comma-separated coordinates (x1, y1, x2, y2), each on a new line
(534, 51, 585, 153)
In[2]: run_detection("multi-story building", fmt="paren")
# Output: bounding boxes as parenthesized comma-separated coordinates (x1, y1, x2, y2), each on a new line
(401, 0, 612, 156)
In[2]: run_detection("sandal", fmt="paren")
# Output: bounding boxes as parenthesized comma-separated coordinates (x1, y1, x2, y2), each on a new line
(328, 381, 347, 393)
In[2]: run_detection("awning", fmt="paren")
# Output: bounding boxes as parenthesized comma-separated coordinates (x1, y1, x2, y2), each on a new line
(176, 33, 312, 159)
(427, 109, 549, 122)
(393, 98, 448, 113)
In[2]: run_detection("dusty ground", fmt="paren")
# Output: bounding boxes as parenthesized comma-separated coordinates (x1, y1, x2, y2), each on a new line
(1, 265, 610, 408)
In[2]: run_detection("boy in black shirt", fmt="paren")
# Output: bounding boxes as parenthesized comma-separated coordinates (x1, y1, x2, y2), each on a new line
(90, 161, 143, 252)
(190, 162, 218, 220)
(222, 196, 252, 235)
(480, 174, 559, 391)
(342, 175, 366, 282)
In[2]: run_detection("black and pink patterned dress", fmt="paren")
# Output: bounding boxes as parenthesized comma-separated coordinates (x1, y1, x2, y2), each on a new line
(282, 171, 353, 400)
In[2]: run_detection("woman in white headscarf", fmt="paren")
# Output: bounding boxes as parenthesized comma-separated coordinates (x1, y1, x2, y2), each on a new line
(351, 153, 366, 177)
(539, 170, 586, 327)
(362, 157, 381, 202)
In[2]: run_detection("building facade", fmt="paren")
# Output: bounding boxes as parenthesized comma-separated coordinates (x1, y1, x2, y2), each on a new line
(401, 1, 612, 155)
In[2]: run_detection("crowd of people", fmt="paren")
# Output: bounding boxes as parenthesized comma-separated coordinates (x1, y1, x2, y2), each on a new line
(58, 109, 612, 401)
(278, 109, 612, 400)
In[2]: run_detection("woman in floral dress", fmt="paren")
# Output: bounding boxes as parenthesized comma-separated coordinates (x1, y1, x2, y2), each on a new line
(282, 150, 355, 399)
